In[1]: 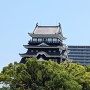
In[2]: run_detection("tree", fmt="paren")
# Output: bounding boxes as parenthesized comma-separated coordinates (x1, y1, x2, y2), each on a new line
(0, 58, 84, 90)
(63, 61, 90, 90)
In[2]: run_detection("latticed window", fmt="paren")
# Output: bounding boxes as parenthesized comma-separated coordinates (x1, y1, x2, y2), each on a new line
(48, 38, 52, 42)
(49, 50, 51, 52)
(33, 38, 37, 41)
(31, 50, 33, 52)
(38, 38, 42, 42)
(53, 50, 56, 52)
(53, 38, 57, 42)
(36, 50, 38, 52)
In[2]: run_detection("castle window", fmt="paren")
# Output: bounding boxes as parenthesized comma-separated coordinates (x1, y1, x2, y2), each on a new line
(33, 38, 37, 41)
(49, 50, 51, 52)
(53, 50, 56, 52)
(38, 38, 42, 42)
(36, 50, 38, 52)
(31, 50, 33, 52)
(48, 38, 52, 42)
(53, 38, 57, 42)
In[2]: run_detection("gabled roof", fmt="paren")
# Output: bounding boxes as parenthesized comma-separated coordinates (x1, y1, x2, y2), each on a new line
(33, 26, 61, 34)
(37, 43, 49, 46)
(28, 23, 66, 40)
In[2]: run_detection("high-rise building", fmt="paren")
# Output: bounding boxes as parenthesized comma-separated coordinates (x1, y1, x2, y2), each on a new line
(68, 45, 90, 65)
(19, 23, 68, 63)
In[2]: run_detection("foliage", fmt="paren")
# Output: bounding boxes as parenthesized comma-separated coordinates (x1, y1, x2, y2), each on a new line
(0, 58, 90, 90)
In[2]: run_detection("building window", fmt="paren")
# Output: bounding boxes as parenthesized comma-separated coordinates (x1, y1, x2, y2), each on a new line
(33, 38, 37, 41)
(53, 38, 57, 42)
(31, 50, 33, 52)
(53, 50, 56, 52)
(36, 50, 38, 52)
(49, 50, 51, 52)
(48, 38, 52, 42)
(38, 38, 42, 42)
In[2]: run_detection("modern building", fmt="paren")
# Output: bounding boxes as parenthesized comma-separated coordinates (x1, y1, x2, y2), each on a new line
(19, 23, 68, 63)
(68, 45, 90, 65)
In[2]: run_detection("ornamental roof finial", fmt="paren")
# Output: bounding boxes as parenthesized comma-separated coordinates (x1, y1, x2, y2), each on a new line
(58, 22, 61, 29)
(36, 22, 38, 27)
(58, 22, 61, 27)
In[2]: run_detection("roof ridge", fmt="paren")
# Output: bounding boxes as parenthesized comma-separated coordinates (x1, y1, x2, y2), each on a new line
(38, 26, 58, 27)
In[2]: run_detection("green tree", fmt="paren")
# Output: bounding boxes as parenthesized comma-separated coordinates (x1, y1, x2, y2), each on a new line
(0, 58, 82, 90)
(63, 61, 90, 90)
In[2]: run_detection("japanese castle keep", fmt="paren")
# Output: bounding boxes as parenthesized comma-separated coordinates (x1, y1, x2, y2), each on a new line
(19, 23, 68, 63)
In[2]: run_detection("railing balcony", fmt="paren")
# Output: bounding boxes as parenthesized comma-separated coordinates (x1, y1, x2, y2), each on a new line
(28, 40, 63, 45)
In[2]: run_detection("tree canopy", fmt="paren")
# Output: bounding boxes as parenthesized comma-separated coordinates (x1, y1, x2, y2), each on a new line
(0, 58, 90, 90)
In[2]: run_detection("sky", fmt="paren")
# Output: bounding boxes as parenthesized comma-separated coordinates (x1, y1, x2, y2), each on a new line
(0, 0, 90, 70)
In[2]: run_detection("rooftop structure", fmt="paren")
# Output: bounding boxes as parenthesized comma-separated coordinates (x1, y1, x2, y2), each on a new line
(19, 23, 68, 63)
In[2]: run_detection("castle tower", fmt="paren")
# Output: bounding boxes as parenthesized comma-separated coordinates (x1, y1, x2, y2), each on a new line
(19, 23, 67, 63)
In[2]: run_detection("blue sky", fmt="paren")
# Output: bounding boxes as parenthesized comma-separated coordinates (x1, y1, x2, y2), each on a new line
(0, 0, 90, 70)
